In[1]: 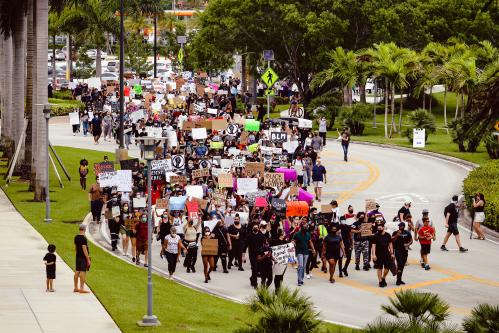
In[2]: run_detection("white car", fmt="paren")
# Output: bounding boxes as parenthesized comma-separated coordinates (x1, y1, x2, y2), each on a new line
(55, 51, 65, 61)
(100, 72, 119, 81)
(86, 49, 107, 59)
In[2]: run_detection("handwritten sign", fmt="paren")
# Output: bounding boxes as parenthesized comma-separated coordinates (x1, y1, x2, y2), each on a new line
(264, 173, 285, 188)
(170, 175, 187, 184)
(151, 159, 172, 171)
(271, 243, 297, 265)
(232, 155, 246, 168)
(155, 199, 169, 209)
(212, 189, 227, 207)
(218, 173, 233, 188)
(286, 201, 309, 217)
(271, 132, 287, 142)
(192, 127, 208, 140)
(236, 178, 258, 195)
(360, 223, 373, 237)
(245, 162, 265, 177)
(192, 168, 210, 179)
(94, 162, 114, 175)
(272, 198, 287, 216)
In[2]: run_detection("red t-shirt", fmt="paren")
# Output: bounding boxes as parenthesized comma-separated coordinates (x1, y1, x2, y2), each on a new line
(418, 225, 435, 245)
(135, 222, 149, 241)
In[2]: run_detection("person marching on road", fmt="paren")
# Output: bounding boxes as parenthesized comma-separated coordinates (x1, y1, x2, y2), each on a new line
(371, 221, 394, 288)
(391, 222, 412, 285)
(351, 212, 370, 271)
(322, 224, 345, 283)
(337, 127, 351, 162)
(441, 195, 468, 252)
(312, 158, 327, 202)
(418, 217, 436, 270)
(415, 209, 432, 266)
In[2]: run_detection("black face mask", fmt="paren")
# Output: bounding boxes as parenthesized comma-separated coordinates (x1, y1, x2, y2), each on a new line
(377, 229, 383, 233)
(252, 228, 258, 233)
(234, 221, 240, 225)
(348, 210, 354, 214)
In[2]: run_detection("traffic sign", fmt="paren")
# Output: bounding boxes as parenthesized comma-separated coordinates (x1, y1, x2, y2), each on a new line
(261, 68, 279, 88)
(264, 89, 275, 96)
(495, 121, 499, 131)
(178, 48, 184, 63)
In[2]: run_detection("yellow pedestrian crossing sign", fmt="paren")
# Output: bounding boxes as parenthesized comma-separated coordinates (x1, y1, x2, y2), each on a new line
(261, 68, 278, 88)
(178, 48, 184, 63)
(495, 121, 499, 131)
(264, 89, 275, 96)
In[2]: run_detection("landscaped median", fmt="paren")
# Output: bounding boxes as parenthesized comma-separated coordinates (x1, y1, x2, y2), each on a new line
(0, 146, 353, 333)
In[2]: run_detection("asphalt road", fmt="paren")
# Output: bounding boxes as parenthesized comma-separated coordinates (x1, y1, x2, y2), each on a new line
(50, 119, 499, 328)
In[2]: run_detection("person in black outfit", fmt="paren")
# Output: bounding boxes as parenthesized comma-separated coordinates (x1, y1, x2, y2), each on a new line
(441, 195, 468, 252)
(270, 229, 288, 290)
(106, 192, 121, 251)
(213, 220, 231, 273)
(391, 222, 413, 285)
(338, 217, 353, 277)
(371, 222, 394, 288)
(257, 238, 274, 288)
(227, 215, 246, 271)
(246, 223, 266, 288)
(256, 103, 265, 122)
(43, 244, 57, 292)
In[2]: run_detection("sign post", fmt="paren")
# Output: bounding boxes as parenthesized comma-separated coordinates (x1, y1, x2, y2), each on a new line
(262, 50, 276, 120)
(177, 35, 186, 74)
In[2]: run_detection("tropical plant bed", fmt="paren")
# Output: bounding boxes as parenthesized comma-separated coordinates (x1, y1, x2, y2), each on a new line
(49, 98, 85, 116)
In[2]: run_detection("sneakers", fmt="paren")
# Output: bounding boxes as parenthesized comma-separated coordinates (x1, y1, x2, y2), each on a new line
(420, 259, 425, 268)
(342, 269, 349, 277)
(363, 265, 370, 271)
(355, 264, 360, 271)
(440, 245, 449, 251)
(396, 280, 406, 285)
(306, 274, 311, 279)
(425, 264, 431, 270)
(186, 268, 191, 273)
(339, 272, 343, 278)
(459, 247, 468, 252)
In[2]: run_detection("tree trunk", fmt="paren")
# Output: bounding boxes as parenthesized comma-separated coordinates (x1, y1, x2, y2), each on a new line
(240, 54, 247, 93)
(443, 85, 448, 127)
(25, 0, 35, 184)
(389, 84, 396, 137)
(348, 87, 353, 106)
(398, 92, 404, 132)
(52, 34, 56, 89)
(34, 0, 49, 201)
(428, 86, 433, 113)
(1, 36, 14, 151)
(461, 93, 465, 118)
(66, 34, 72, 81)
(359, 83, 366, 103)
(96, 48, 102, 78)
(454, 91, 460, 120)
(342, 86, 349, 106)
(12, 13, 27, 158)
(384, 78, 389, 138)
(422, 87, 425, 110)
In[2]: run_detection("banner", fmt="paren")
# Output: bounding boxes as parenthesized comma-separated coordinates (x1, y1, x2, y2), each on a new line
(271, 132, 287, 142)
(185, 185, 204, 199)
(151, 159, 172, 171)
(236, 178, 258, 195)
(286, 201, 309, 217)
(245, 119, 260, 131)
(94, 162, 114, 175)
(263, 173, 285, 188)
(271, 243, 297, 265)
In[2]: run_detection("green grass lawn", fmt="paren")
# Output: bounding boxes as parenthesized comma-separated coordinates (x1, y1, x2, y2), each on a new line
(0, 146, 354, 333)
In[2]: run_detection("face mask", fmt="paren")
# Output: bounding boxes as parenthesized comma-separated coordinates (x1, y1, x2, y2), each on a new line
(141, 218, 147, 223)
(252, 228, 258, 233)
(301, 227, 307, 232)
(377, 228, 383, 233)
(234, 221, 240, 225)
(123, 207, 128, 211)
(348, 210, 353, 214)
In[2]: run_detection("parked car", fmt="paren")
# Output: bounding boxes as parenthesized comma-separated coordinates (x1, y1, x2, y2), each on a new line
(55, 51, 65, 61)
(106, 61, 118, 72)
(86, 49, 107, 59)
(100, 72, 119, 81)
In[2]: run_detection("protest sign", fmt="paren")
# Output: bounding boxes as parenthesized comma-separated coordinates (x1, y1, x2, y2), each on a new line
(271, 243, 297, 265)
(133, 84, 143, 95)
(271, 198, 287, 216)
(245, 190, 268, 205)
(360, 223, 373, 237)
(233, 114, 245, 125)
(134, 197, 146, 208)
(186, 199, 199, 215)
(117, 170, 132, 192)
(170, 175, 187, 185)
(94, 162, 114, 175)
(254, 197, 268, 207)
(129, 110, 146, 123)
(245, 162, 265, 177)
(226, 123, 238, 136)
(211, 168, 230, 177)
(212, 119, 227, 131)
(275, 168, 297, 182)
(120, 158, 139, 171)
(271, 132, 287, 142)
(192, 127, 208, 140)
(151, 159, 172, 171)
(185, 185, 203, 199)
(167, 130, 178, 147)
(207, 108, 218, 115)
(236, 178, 258, 195)
(69, 112, 80, 125)
(210, 141, 224, 149)
(192, 168, 210, 179)
(245, 119, 260, 132)
(218, 173, 233, 188)
(232, 155, 246, 168)
(220, 159, 233, 169)
(169, 196, 187, 211)
(201, 238, 218, 255)
(283, 140, 299, 154)
(297, 188, 314, 203)
(286, 201, 310, 217)
(212, 189, 227, 207)
(199, 159, 212, 169)
(321, 204, 333, 213)
(150, 169, 165, 184)
(365, 199, 377, 212)
(155, 198, 169, 209)
(298, 118, 312, 128)
(98, 171, 118, 188)
(248, 143, 259, 152)
(228, 147, 241, 156)
(239, 131, 249, 145)
(263, 173, 285, 188)
(171, 154, 185, 171)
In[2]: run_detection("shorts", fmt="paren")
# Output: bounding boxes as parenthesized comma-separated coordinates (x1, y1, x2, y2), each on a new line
(136, 240, 148, 253)
(373, 256, 391, 270)
(447, 223, 459, 235)
(474, 212, 485, 223)
(313, 181, 323, 188)
(420, 243, 431, 255)
(75, 257, 88, 272)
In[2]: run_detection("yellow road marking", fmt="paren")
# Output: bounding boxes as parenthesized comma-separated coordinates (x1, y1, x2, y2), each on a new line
(381, 276, 466, 296)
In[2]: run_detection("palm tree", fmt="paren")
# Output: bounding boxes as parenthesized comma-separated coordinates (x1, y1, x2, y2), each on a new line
(463, 303, 499, 333)
(364, 290, 460, 333)
(235, 287, 321, 333)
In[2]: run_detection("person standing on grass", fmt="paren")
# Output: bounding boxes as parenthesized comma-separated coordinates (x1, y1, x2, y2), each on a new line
(163, 227, 186, 279)
(418, 217, 435, 270)
(472, 192, 486, 240)
(311, 158, 327, 202)
(441, 195, 468, 252)
(43, 244, 57, 292)
(89, 177, 103, 224)
(74, 224, 91, 293)
(79, 159, 88, 191)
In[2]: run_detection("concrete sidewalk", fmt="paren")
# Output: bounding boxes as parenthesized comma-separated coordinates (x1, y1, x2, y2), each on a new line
(0, 190, 121, 333)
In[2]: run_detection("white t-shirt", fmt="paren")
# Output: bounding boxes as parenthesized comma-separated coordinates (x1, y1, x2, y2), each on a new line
(164, 234, 181, 254)
(293, 159, 304, 176)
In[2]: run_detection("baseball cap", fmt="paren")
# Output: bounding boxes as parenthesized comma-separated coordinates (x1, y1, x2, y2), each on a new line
(422, 209, 429, 214)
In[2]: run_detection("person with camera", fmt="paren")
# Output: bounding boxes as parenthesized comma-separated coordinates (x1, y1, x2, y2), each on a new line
(472, 193, 486, 240)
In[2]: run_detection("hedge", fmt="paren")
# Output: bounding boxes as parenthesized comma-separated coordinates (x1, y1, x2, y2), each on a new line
(463, 160, 499, 231)
(49, 98, 85, 116)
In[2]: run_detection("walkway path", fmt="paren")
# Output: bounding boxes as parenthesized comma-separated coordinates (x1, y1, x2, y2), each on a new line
(0, 190, 121, 333)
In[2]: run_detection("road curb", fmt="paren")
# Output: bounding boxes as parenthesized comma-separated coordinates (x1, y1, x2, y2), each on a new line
(350, 140, 479, 170)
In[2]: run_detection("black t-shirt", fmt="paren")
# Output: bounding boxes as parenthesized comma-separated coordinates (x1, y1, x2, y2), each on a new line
(246, 232, 266, 253)
(43, 253, 56, 267)
(339, 224, 351, 246)
(228, 224, 246, 244)
(391, 230, 412, 252)
(323, 234, 342, 254)
(74, 235, 88, 258)
(397, 207, 411, 220)
(444, 203, 458, 224)
(372, 232, 391, 258)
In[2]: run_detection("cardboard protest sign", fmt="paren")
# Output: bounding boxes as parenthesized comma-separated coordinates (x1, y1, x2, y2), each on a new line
(192, 127, 208, 140)
(120, 158, 139, 172)
(212, 189, 227, 207)
(185, 185, 203, 199)
(134, 197, 147, 208)
(263, 173, 285, 188)
(212, 119, 227, 131)
(286, 201, 309, 217)
(116, 170, 132, 192)
(365, 199, 377, 212)
(239, 131, 249, 145)
(69, 112, 80, 125)
(321, 204, 333, 213)
(94, 162, 114, 175)
(233, 114, 245, 125)
(155, 198, 169, 209)
(236, 178, 258, 195)
(171, 154, 185, 171)
(170, 175, 187, 185)
(271, 132, 287, 142)
(245, 120, 260, 132)
(210, 141, 224, 149)
(192, 168, 210, 179)
(271, 198, 287, 216)
(360, 223, 373, 237)
(271, 243, 297, 265)
(169, 196, 187, 211)
(245, 162, 265, 177)
(201, 238, 218, 255)
(218, 173, 233, 188)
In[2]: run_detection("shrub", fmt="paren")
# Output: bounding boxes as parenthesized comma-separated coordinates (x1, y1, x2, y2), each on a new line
(463, 160, 499, 231)
(404, 109, 436, 143)
(338, 103, 372, 135)
(256, 96, 290, 106)
(462, 303, 499, 333)
(49, 98, 85, 116)
(305, 91, 342, 130)
(53, 90, 73, 100)
(484, 132, 499, 159)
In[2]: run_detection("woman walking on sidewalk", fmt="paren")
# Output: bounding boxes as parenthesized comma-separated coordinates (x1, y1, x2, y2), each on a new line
(472, 193, 486, 240)
(163, 227, 186, 279)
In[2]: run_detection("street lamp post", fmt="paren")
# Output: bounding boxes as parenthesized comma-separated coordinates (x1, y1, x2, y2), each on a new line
(43, 104, 52, 223)
(136, 137, 166, 327)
